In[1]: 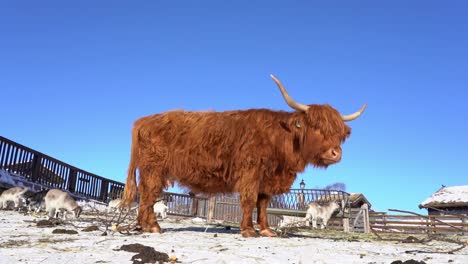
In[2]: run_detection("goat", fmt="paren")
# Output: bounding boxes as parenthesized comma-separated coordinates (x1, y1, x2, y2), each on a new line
(153, 200, 168, 219)
(107, 198, 138, 214)
(304, 201, 340, 229)
(44, 189, 82, 219)
(278, 215, 306, 228)
(24, 189, 48, 213)
(0, 187, 28, 210)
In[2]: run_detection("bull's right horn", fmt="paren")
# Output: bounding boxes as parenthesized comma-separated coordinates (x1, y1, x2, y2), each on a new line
(270, 74, 309, 112)
(341, 103, 367, 122)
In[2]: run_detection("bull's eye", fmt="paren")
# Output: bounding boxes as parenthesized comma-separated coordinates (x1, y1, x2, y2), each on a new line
(295, 120, 301, 128)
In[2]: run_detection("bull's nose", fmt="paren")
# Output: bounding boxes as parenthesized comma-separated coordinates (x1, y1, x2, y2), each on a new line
(326, 148, 342, 161)
(331, 149, 340, 159)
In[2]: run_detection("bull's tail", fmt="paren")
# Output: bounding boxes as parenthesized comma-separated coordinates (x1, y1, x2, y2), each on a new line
(122, 125, 140, 207)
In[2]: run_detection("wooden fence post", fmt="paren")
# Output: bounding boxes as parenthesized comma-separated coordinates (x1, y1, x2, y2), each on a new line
(383, 213, 387, 231)
(462, 215, 468, 235)
(362, 204, 370, 233)
(208, 195, 216, 222)
(31, 154, 42, 183)
(67, 169, 77, 192)
(100, 180, 109, 202)
(190, 192, 198, 216)
(342, 217, 350, 232)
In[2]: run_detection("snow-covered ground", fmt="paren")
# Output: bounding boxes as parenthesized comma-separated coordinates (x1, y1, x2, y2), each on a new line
(1, 210, 467, 264)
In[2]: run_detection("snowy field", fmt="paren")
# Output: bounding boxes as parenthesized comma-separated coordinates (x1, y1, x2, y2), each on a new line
(1, 210, 467, 264)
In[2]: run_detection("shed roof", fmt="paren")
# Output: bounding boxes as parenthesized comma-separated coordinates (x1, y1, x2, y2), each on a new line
(419, 185, 468, 209)
(349, 193, 372, 208)
(315, 192, 372, 209)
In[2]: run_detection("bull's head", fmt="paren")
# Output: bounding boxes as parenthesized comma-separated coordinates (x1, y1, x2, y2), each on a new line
(271, 74, 366, 168)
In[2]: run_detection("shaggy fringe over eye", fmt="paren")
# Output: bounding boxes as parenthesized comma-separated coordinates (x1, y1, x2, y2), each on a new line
(306, 105, 351, 142)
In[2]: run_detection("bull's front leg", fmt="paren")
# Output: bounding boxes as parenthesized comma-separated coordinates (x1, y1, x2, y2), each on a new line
(239, 192, 258, 238)
(256, 193, 277, 237)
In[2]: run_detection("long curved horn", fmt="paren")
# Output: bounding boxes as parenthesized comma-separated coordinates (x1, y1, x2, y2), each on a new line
(270, 74, 309, 112)
(341, 103, 367, 122)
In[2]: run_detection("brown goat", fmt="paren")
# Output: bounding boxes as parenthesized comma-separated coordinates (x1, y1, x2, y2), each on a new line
(123, 75, 366, 237)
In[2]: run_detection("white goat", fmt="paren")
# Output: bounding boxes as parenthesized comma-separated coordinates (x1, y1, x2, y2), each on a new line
(153, 200, 168, 219)
(0, 187, 28, 210)
(278, 215, 306, 228)
(304, 201, 340, 229)
(107, 198, 138, 214)
(44, 189, 82, 219)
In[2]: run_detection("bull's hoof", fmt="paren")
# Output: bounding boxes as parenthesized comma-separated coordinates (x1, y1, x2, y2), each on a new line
(259, 228, 277, 237)
(240, 229, 259, 238)
(142, 225, 162, 233)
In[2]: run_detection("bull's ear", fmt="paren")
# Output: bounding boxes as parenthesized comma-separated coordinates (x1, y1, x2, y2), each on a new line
(279, 121, 291, 132)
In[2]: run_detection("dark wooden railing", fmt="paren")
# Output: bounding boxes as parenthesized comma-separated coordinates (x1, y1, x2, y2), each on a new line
(1, 136, 351, 222)
(269, 188, 351, 211)
(0, 136, 125, 202)
(164, 192, 209, 218)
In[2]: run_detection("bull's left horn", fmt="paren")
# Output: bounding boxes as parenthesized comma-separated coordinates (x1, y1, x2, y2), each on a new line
(341, 103, 367, 122)
(270, 74, 309, 112)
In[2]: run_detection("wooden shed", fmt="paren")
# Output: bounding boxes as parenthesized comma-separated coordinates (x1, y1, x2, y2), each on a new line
(419, 185, 468, 216)
(348, 193, 372, 209)
(315, 192, 372, 209)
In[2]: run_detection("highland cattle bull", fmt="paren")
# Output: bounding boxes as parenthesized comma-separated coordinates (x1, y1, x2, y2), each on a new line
(123, 75, 366, 237)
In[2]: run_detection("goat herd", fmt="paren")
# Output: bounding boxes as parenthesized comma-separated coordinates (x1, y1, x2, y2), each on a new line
(1, 185, 342, 231)
(0, 186, 169, 220)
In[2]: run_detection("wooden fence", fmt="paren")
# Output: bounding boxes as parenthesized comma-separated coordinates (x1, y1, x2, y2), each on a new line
(10, 135, 466, 236)
(0, 136, 126, 202)
(0, 136, 211, 218)
(0, 136, 367, 232)
(164, 192, 209, 218)
(209, 190, 353, 230)
(370, 212, 468, 235)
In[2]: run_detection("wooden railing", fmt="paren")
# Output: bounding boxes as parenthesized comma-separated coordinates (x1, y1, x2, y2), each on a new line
(1, 136, 355, 222)
(164, 192, 209, 218)
(210, 190, 351, 227)
(269, 188, 350, 211)
(0, 136, 125, 202)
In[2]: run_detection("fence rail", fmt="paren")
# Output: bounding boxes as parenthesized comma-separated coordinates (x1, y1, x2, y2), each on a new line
(369, 213, 468, 235)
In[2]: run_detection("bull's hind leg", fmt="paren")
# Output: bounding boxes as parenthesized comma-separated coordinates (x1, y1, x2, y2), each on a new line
(137, 167, 165, 233)
(256, 193, 277, 237)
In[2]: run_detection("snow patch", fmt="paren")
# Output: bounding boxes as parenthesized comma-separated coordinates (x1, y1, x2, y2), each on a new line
(0, 210, 466, 264)
(420, 185, 468, 206)
(0, 169, 17, 186)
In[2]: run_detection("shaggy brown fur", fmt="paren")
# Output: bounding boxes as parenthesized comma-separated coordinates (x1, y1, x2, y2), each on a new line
(123, 82, 363, 237)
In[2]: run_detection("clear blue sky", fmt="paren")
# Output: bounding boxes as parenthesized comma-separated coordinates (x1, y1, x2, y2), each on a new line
(1, 1, 467, 213)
